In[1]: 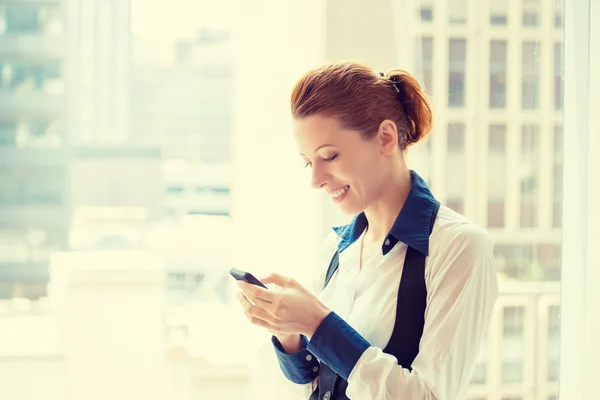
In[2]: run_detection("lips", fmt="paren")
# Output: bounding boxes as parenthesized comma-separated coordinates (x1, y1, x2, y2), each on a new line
(330, 185, 349, 198)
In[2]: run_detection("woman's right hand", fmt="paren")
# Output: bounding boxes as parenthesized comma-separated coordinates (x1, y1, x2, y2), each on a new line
(236, 290, 304, 353)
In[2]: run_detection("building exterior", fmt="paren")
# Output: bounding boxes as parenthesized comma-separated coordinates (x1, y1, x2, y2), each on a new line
(65, 0, 132, 146)
(410, 0, 564, 283)
(131, 29, 232, 163)
(0, 0, 70, 299)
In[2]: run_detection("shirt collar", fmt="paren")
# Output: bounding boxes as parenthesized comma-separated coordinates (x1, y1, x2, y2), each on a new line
(332, 170, 438, 256)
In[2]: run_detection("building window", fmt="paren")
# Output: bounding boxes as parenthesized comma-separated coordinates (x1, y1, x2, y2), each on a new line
(488, 125, 506, 228)
(418, 37, 434, 95)
(419, 0, 433, 21)
(537, 243, 561, 280)
(552, 126, 563, 228)
(547, 305, 561, 381)
(447, 123, 465, 150)
(520, 125, 539, 228)
(0, 62, 61, 92)
(446, 123, 466, 215)
(167, 186, 185, 194)
(554, 0, 564, 28)
(490, 0, 508, 25)
(490, 40, 507, 108)
(502, 306, 525, 383)
(522, 0, 540, 27)
(449, 39, 466, 108)
(522, 42, 541, 110)
(0, 121, 17, 147)
(448, 0, 467, 24)
(554, 42, 564, 110)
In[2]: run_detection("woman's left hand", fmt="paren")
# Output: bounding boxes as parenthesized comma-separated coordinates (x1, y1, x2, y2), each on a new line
(236, 273, 331, 338)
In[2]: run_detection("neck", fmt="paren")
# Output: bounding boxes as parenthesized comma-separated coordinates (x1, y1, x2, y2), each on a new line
(363, 164, 412, 243)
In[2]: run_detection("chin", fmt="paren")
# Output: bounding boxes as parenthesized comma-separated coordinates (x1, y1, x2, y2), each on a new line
(337, 200, 363, 216)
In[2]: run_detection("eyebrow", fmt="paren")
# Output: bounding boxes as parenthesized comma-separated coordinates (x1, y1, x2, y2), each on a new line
(299, 144, 336, 156)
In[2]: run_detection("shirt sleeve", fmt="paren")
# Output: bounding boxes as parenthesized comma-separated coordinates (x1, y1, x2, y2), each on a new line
(269, 231, 339, 392)
(307, 223, 499, 400)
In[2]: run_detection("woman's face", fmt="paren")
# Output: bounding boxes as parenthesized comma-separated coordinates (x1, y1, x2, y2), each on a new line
(294, 114, 395, 215)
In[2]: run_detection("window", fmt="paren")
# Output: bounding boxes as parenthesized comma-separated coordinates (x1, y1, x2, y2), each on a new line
(449, 39, 466, 107)
(167, 186, 185, 194)
(490, 0, 508, 25)
(419, 0, 433, 21)
(0, 62, 62, 92)
(520, 125, 539, 228)
(554, 42, 564, 110)
(552, 126, 563, 228)
(490, 41, 507, 108)
(418, 37, 434, 95)
(448, 0, 467, 24)
(554, 0, 564, 28)
(522, 42, 541, 109)
(547, 305, 560, 381)
(446, 123, 466, 214)
(0, 121, 17, 147)
(487, 125, 506, 228)
(522, 0, 540, 27)
(502, 307, 525, 383)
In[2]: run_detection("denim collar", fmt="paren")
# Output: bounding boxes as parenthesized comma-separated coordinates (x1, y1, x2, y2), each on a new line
(332, 170, 438, 256)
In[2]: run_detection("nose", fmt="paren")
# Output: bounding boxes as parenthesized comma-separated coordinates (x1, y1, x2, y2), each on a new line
(311, 163, 331, 190)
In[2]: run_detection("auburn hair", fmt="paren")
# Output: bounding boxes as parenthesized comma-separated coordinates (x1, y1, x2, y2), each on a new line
(290, 61, 433, 149)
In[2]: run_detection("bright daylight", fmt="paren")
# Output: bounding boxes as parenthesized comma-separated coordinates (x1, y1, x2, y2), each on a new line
(0, 0, 598, 399)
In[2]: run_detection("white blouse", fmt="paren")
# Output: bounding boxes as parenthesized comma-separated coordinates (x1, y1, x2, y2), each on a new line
(283, 205, 499, 400)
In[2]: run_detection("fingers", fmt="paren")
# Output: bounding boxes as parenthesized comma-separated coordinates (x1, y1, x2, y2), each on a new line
(260, 273, 293, 287)
(237, 280, 274, 302)
(237, 292, 277, 326)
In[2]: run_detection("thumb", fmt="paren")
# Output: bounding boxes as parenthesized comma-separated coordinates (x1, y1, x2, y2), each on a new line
(260, 273, 293, 287)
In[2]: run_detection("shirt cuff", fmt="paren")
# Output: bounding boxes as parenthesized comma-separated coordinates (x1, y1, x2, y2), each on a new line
(271, 335, 320, 384)
(307, 311, 371, 380)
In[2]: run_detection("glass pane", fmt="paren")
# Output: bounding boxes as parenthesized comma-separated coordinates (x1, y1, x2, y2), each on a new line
(554, 42, 564, 110)
(490, 0, 508, 25)
(490, 40, 507, 108)
(488, 125, 506, 228)
(548, 306, 561, 381)
(502, 307, 525, 383)
(523, 0, 541, 27)
(449, 0, 467, 24)
(419, 0, 434, 21)
(553, 126, 563, 228)
(520, 125, 539, 228)
(0, 121, 18, 147)
(449, 39, 466, 107)
(0, 62, 62, 92)
(418, 37, 434, 95)
(554, 0, 564, 28)
(3, 3, 62, 35)
(446, 123, 466, 213)
(522, 42, 541, 109)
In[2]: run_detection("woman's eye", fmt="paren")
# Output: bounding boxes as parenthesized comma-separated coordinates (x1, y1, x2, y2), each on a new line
(324, 154, 338, 162)
(304, 161, 312, 168)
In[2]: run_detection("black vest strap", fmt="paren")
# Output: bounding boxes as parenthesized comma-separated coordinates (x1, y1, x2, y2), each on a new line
(310, 201, 440, 400)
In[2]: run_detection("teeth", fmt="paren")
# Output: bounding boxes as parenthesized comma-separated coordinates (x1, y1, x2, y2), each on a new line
(332, 186, 349, 198)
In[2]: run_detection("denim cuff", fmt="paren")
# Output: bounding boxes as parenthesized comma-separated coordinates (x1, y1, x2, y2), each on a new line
(272, 335, 320, 384)
(307, 311, 370, 380)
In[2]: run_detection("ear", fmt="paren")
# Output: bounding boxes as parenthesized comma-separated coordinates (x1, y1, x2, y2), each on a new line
(377, 120, 399, 156)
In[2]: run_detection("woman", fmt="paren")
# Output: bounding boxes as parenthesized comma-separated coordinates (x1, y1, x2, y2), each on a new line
(236, 61, 499, 400)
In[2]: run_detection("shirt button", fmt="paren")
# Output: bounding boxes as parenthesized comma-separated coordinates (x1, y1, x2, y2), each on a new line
(313, 366, 319, 373)
(306, 354, 313, 362)
(323, 391, 331, 400)
(384, 238, 391, 246)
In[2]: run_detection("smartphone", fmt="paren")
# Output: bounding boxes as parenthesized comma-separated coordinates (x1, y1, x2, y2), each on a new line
(229, 268, 268, 289)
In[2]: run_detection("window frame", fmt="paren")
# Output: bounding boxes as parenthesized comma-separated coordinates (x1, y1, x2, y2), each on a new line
(559, 0, 600, 398)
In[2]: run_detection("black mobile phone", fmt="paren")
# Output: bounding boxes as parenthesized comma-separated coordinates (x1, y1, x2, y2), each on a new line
(229, 268, 268, 289)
